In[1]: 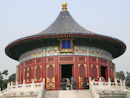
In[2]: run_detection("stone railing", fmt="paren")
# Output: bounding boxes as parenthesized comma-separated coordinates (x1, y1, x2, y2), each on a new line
(0, 78, 45, 98)
(89, 77, 127, 98)
(126, 86, 130, 90)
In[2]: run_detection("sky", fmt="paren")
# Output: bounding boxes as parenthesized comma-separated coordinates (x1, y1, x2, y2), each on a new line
(0, 0, 130, 79)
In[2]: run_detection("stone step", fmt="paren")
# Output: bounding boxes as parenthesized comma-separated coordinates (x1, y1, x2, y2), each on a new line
(44, 90, 92, 98)
(76, 90, 92, 98)
(45, 91, 59, 98)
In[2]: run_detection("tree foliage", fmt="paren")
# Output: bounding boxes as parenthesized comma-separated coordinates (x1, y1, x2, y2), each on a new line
(116, 71, 130, 87)
(116, 71, 125, 80)
(0, 70, 8, 80)
(0, 70, 8, 90)
(8, 73, 16, 82)
(126, 72, 130, 87)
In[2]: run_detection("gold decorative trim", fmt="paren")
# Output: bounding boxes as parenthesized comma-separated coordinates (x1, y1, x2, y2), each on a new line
(52, 64, 55, 68)
(96, 58, 98, 63)
(47, 65, 50, 68)
(40, 65, 42, 69)
(27, 68, 29, 71)
(79, 76, 83, 88)
(95, 65, 98, 68)
(27, 73, 29, 77)
(78, 64, 81, 67)
(91, 64, 93, 68)
(46, 65, 55, 89)
(96, 65, 99, 77)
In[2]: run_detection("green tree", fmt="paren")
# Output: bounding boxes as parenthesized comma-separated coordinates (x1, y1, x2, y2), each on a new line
(8, 73, 16, 82)
(116, 71, 125, 80)
(126, 72, 130, 87)
(0, 70, 8, 90)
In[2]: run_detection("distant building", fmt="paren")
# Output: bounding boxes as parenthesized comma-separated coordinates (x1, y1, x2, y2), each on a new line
(1, 2, 129, 98)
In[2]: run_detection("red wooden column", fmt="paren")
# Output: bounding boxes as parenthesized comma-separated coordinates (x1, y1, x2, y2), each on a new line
(55, 56, 58, 90)
(98, 58, 101, 77)
(72, 64, 74, 77)
(87, 56, 91, 78)
(75, 56, 78, 86)
(42, 57, 46, 79)
(32, 59, 35, 79)
(105, 68, 108, 80)
(19, 63, 23, 84)
(59, 65, 62, 83)
(23, 62, 25, 83)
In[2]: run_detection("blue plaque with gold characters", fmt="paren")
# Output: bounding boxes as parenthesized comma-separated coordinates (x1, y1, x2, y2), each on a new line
(59, 38, 74, 53)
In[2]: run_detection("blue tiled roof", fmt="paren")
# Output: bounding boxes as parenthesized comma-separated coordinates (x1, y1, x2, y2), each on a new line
(38, 11, 95, 35)
(5, 10, 126, 60)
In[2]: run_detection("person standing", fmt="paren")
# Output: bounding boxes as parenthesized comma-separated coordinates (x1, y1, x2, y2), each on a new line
(83, 77, 87, 89)
(66, 78, 70, 90)
(71, 76, 76, 90)
(101, 76, 105, 82)
(62, 77, 66, 90)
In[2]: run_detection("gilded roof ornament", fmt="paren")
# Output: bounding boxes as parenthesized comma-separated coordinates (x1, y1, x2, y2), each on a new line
(62, 2, 67, 11)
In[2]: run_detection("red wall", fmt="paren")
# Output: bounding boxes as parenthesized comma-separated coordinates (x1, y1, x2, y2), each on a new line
(18, 56, 114, 90)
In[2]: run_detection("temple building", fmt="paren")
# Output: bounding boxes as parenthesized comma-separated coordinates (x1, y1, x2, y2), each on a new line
(0, 2, 130, 98)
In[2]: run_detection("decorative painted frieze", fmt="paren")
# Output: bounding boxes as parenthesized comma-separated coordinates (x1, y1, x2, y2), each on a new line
(19, 46, 112, 62)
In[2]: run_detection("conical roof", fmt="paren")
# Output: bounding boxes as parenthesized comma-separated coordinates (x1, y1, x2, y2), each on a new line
(38, 11, 95, 35)
(5, 2, 126, 60)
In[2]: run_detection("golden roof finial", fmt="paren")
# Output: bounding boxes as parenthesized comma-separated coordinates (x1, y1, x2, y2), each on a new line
(62, 2, 67, 11)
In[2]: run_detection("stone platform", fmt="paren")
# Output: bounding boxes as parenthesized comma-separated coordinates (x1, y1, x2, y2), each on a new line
(45, 90, 92, 98)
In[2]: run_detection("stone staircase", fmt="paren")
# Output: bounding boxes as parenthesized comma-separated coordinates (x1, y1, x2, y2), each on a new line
(44, 90, 92, 98)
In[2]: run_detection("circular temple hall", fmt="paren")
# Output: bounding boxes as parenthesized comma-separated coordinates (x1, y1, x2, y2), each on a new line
(5, 2, 126, 90)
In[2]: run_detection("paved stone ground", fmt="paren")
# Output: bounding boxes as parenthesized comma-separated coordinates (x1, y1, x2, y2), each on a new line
(45, 90, 92, 98)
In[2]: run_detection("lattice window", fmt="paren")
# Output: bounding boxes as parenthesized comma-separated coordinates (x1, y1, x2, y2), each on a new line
(36, 58, 41, 64)
(25, 60, 32, 66)
(100, 59, 107, 64)
(79, 57, 85, 62)
(36, 66, 41, 80)
(59, 57, 73, 61)
(48, 57, 54, 62)
(48, 65, 54, 79)
(79, 64, 85, 78)
(92, 57, 96, 62)
(29, 67, 32, 81)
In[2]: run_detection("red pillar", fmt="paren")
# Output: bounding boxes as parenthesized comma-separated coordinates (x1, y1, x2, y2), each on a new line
(87, 56, 91, 78)
(55, 56, 58, 90)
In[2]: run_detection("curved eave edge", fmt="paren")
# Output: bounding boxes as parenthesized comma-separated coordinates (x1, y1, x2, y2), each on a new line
(5, 33, 126, 51)
(5, 33, 126, 60)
